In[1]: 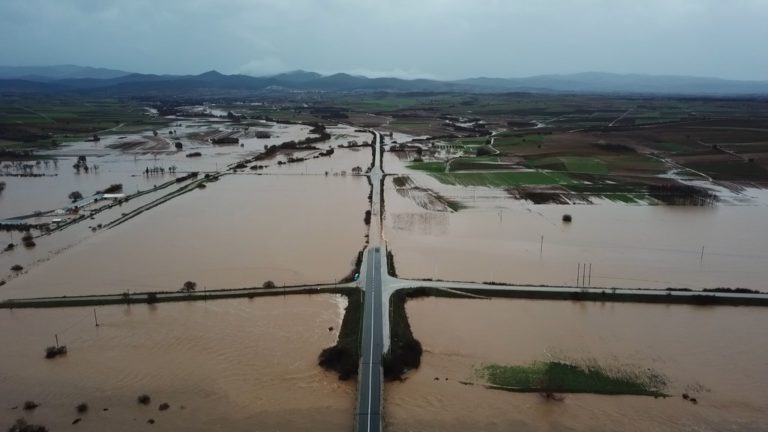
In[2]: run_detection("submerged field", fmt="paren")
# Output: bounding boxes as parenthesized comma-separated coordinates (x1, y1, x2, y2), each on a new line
(0, 296, 354, 431)
(385, 297, 768, 432)
(1, 174, 369, 299)
(384, 173, 768, 290)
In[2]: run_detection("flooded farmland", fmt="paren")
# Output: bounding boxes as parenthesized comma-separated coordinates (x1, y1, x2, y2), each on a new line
(384, 173, 768, 290)
(0, 295, 354, 431)
(1, 174, 369, 299)
(386, 297, 768, 432)
(0, 119, 314, 220)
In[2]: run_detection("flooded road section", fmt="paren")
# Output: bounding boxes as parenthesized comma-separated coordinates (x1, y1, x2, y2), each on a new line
(0, 295, 354, 431)
(386, 297, 768, 432)
(2, 174, 368, 299)
(385, 174, 768, 290)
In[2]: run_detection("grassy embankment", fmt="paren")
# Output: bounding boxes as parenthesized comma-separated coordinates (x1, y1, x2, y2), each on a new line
(383, 290, 423, 380)
(452, 287, 768, 307)
(318, 288, 363, 380)
(476, 361, 667, 397)
(0, 285, 352, 309)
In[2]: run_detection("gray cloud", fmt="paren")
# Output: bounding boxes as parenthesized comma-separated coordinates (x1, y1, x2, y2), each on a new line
(0, 0, 766, 80)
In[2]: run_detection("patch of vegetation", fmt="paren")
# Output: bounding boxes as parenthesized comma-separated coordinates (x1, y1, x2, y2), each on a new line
(383, 290, 423, 380)
(476, 361, 667, 397)
(22, 401, 40, 411)
(7, 418, 48, 432)
(180, 281, 197, 293)
(529, 156, 608, 175)
(493, 134, 545, 147)
(339, 249, 364, 284)
(386, 250, 398, 277)
(318, 289, 362, 380)
(44, 345, 67, 359)
(392, 175, 412, 188)
(476, 145, 496, 156)
(593, 143, 637, 154)
(408, 161, 445, 173)
(648, 184, 718, 206)
(98, 183, 123, 194)
(76, 403, 89, 414)
(137, 394, 151, 405)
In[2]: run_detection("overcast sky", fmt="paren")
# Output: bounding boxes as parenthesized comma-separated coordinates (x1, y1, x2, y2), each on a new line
(1, 0, 766, 80)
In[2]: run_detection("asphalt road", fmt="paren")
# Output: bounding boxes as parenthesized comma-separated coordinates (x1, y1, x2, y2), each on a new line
(357, 246, 383, 432)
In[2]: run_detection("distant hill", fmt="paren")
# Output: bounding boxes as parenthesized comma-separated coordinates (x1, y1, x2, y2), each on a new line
(0, 66, 766, 96)
(455, 72, 768, 95)
(269, 70, 324, 83)
(0, 64, 132, 81)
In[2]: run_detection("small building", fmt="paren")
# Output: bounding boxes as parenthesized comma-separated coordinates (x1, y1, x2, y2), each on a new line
(102, 193, 126, 200)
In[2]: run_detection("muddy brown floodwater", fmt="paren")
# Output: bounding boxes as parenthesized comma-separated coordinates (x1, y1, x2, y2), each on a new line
(386, 297, 768, 432)
(0, 120, 312, 220)
(385, 174, 768, 290)
(0, 295, 353, 431)
(2, 174, 368, 299)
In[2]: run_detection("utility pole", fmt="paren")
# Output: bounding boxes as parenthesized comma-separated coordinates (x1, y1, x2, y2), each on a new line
(55, 334, 59, 348)
(576, 263, 581, 287)
(582, 264, 586, 287)
(539, 235, 543, 258)
(588, 264, 592, 286)
(93, 308, 99, 327)
(700, 246, 705, 264)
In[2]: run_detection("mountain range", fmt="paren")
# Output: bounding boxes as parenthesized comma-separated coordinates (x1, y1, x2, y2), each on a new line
(0, 65, 766, 96)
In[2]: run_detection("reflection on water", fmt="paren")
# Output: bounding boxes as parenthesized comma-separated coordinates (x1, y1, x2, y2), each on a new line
(386, 297, 768, 432)
(0, 295, 353, 431)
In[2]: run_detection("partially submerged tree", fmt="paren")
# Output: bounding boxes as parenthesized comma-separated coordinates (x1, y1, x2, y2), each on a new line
(7, 418, 48, 432)
(262, 280, 276, 289)
(68, 191, 83, 202)
(180, 281, 197, 293)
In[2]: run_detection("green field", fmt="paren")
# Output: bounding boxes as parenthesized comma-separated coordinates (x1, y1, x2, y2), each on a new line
(529, 156, 609, 174)
(408, 161, 446, 173)
(493, 133, 545, 147)
(477, 362, 667, 397)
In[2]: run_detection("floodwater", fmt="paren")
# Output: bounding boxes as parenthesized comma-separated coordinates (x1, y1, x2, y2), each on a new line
(0, 295, 354, 431)
(260, 125, 374, 176)
(386, 297, 768, 432)
(2, 174, 369, 299)
(0, 185, 180, 285)
(0, 119, 312, 219)
(384, 174, 768, 290)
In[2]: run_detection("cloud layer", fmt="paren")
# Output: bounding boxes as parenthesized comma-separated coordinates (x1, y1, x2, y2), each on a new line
(0, 0, 766, 80)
